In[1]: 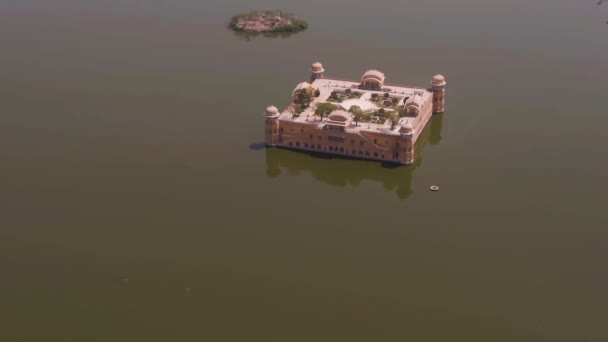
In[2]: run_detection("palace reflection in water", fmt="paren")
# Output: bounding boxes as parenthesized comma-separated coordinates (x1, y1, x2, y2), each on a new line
(231, 29, 303, 41)
(265, 113, 444, 199)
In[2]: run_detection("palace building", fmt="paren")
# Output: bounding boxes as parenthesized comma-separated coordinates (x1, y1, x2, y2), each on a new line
(265, 62, 446, 165)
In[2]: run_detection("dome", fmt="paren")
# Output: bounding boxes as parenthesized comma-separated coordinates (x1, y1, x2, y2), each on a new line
(265, 105, 279, 117)
(361, 70, 385, 82)
(405, 94, 423, 108)
(292, 82, 312, 96)
(361, 70, 386, 89)
(311, 62, 324, 73)
(400, 122, 414, 134)
(327, 110, 350, 122)
(432, 74, 446, 85)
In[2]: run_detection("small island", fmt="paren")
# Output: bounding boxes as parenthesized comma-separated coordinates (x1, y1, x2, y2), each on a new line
(228, 10, 308, 34)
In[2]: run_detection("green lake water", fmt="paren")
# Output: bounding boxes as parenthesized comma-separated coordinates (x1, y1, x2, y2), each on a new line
(1, 0, 607, 341)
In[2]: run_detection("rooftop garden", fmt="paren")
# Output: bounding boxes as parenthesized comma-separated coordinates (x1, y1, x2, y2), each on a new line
(350, 106, 400, 129)
(370, 92, 403, 109)
(289, 87, 321, 117)
(288, 103, 304, 117)
(313, 102, 338, 120)
(328, 88, 363, 103)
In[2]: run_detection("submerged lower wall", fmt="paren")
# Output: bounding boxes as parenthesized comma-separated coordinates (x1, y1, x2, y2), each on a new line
(274, 120, 412, 164)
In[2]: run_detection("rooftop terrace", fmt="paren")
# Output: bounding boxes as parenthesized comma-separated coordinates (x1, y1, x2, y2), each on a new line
(280, 76, 432, 135)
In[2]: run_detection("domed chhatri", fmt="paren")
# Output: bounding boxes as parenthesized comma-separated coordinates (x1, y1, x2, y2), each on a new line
(265, 105, 279, 117)
(263, 62, 446, 165)
(432, 74, 446, 86)
(310, 62, 325, 82)
(327, 110, 351, 122)
(311, 62, 324, 72)
(431, 74, 446, 113)
(228, 10, 308, 34)
(292, 82, 312, 97)
(361, 70, 386, 90)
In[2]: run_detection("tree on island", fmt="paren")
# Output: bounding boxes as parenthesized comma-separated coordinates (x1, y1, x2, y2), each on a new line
(349, 105, 364, 127)
(397, 106, 407, 117)
(291, 108, 299, 118)
(295, 87, 315, 107)
(388, 112, 400, 130)
(314, 102, 337, 121)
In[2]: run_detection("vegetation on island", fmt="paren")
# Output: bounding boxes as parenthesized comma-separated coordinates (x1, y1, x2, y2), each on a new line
(228, 10, 308, 34)
(328, 88, 362, 103)
(290, 86, 404, 129)
(314, 102, 338, 120)
(350, 105, 400, 128)
(289, 87, 320, 117)
(349, 105, 364, 127)
(294, 87, 315, 107)
(369, 92, 402, 108)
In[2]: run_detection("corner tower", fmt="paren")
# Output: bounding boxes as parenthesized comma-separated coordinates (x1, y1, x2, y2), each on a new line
(310, 62, 324, 83)
(265, 106, 280, 146)
(398, 122, 415, 165)
(431, 74, 446, 113)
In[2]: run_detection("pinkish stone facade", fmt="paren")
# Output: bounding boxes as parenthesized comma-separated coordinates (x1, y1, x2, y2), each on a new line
(265, 62, 446, 165)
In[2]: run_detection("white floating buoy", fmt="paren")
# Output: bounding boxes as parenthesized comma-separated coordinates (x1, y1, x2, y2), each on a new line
(430, 185, 439, 192)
